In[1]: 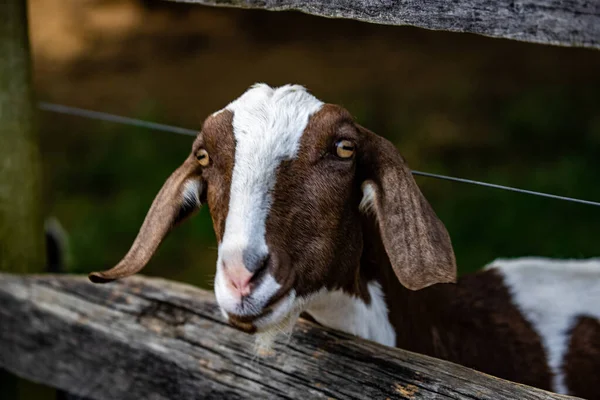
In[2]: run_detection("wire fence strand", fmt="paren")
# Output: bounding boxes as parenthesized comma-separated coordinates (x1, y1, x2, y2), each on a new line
(39, 102, 198, 136)
(38, 102, 600, 208)
(411, 171, 600, 207)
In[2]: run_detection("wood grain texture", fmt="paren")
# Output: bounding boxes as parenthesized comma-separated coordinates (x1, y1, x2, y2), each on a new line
(167, 0, 600, 49)
(0, 273, 579, 400)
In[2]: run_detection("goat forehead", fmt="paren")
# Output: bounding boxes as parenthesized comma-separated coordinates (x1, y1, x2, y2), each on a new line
(218, 84, 323, 249)
(225, 84, 324, 150)
(225, 84, 324, 189)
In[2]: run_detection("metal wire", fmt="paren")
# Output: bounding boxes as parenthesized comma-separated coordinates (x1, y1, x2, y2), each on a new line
(39, 102, 600, 207)
(411, 171, 600, 207)
(39, 102, 198, 136)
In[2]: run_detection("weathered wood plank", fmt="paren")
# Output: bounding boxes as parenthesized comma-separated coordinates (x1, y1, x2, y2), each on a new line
(168, 0, 600, 49)
(0, 273, 578, 400)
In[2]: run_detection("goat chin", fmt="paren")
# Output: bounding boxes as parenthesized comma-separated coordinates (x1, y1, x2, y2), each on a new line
(253, 310, 302, 356)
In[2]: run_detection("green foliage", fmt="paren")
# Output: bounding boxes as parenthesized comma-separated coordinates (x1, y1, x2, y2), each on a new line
(416, 85, 600, 274)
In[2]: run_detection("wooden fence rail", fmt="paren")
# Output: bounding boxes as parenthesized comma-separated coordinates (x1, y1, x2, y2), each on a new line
(0, 273, 578, 400)
(172, 0, 600, 50)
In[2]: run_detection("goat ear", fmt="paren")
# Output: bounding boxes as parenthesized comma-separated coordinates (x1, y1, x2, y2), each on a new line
(89, 157, 204, 283)
(358, 126, 457, 290)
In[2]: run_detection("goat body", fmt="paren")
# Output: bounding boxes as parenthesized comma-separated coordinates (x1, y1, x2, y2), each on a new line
(309, 213, 600, 396)
(90, 84, 600, 398)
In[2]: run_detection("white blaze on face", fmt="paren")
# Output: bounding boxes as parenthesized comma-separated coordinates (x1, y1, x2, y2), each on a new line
(214, 84, 324, 318)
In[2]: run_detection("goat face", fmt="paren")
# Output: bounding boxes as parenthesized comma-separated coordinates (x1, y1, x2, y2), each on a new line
(90, 84, 456, 337)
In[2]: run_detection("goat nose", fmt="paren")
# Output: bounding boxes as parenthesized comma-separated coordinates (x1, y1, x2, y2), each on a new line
(224, 264, 253, 296)
(223, 254, 269, 297)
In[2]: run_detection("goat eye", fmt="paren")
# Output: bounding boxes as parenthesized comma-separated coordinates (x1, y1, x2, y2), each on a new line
(196, 149, 210, 166)
(335, 140, 355, 159)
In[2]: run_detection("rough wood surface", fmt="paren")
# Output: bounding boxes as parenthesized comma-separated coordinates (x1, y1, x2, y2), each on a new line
(0, 273, 579, 400)
(169, 0, 600, 49)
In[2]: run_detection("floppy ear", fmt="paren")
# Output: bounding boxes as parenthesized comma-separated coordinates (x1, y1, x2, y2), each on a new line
(89, 157, 205, 283)
(358, 126, 457, 290)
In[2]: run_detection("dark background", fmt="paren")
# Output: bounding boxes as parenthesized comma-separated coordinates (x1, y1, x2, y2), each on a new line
(5, 0, 600, 396)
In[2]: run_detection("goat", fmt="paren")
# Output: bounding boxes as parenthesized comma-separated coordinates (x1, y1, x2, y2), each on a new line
(89, 84, 600, 398)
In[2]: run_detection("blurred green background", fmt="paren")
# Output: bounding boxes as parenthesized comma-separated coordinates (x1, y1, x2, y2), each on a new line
(4, 0, 600, 398)
(33, 0, 600, 286)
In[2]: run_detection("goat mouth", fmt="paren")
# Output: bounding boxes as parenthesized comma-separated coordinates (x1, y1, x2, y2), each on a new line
(226, 289, 294, 333)
(227, 316, 258, 333)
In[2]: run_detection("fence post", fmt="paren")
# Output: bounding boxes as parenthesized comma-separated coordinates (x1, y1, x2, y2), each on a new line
(0, 0, 44, 273)
(0, 2, 46, 397)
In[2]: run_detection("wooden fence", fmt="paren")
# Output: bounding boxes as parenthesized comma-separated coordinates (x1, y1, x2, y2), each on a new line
(173, 0, 600, 49)
(0, 273, 578, 399)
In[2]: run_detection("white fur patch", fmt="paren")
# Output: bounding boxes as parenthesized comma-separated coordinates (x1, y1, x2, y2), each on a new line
(220, 84, 323, 256)
(254, 289, 302, 352)
(359, 181, 377, 215)
(306, 281, 396, 347)
(488, 257, 600, 394)
(182, 179, 202, 208)
(251, 282, 396, 352)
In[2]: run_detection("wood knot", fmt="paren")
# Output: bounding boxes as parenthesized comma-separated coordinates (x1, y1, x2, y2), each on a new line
(394, 383, 418, 398)
(138, 301, 189, 337)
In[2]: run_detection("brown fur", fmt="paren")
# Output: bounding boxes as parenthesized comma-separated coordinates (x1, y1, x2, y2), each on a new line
(264, 105, 365, 299)
(563, 316, 600, 399)
(198, 110, 235, 242)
